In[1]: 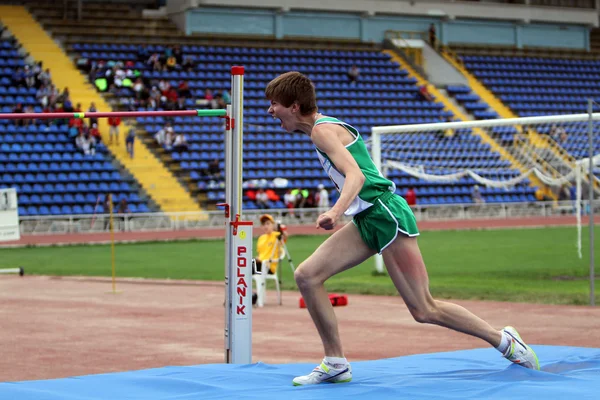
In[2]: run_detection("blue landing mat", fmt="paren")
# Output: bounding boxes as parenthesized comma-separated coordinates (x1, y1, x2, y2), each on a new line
(2, 346, 599, 400)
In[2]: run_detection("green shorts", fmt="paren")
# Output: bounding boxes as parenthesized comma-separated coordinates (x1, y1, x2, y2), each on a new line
(353, 191, 419, 254)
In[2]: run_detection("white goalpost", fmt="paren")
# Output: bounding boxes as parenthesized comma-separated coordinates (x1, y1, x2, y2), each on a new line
(370, 111, 599, 305)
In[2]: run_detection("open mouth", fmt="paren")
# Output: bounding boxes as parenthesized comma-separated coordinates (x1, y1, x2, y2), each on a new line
(272, 115, 283, 129)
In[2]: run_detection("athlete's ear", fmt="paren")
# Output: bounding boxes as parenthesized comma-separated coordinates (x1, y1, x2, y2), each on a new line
(291, 101, 300, 114)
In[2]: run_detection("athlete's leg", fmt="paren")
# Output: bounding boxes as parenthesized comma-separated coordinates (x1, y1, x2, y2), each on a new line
(382, 236, 502, 346)
(294, 222, 376, 357)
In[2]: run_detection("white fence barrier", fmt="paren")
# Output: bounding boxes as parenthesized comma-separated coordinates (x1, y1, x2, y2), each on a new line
(15, 201, 598, 236)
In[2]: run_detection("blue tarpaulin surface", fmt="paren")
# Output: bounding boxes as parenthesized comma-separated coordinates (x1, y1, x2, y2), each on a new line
(2, 346, 599, 400)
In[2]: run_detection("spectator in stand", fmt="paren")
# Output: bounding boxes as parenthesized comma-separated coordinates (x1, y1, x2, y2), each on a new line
(103, 193, 113, 215)
(256, 188, 269, 209)
(89, 123, 101, 143)
(165, 87, 179, 110)
(73, 102, 82, 112)
(215, 93, 226, 109)
(558, 184, 571, 202)
(552, 125, 568, 144)
(88, 102, 98, 126)
(36, 83, 49, 107)
(116, 198, 131, 231)
(32, 61, 43, 88)
(292, 188, 308, 209)
(173, 45, 183, 64)
(126, 128, 135, 158)
(49, 84, 60, 107)
(11, 103, 24, 127)
(155, 123, 174, 148)
(63, 97, 74, 113)
(148, 52, 162, 71)
(182, 56, 195, 72)
(559, 129, 568, 144)
(12, 65, 23, 88)
(37, 68, 51, 87)
(221, 89, 231, 104)
(166, 54, 178, 71)
(23, 105, 34, 127)
(284, 189, 296, 217)
(80, 121, 90, 136)
(11, 67, 25, 87)
(158, 79, 170, 93)
(137, 85, 151, 108)
(429, 23, 437, 49)
(316, 184, 329, 209)
(24, 65, 35, 88)
(68, 115, 83, 143)
(133, 77, 145, 100)
(14, 66, 28, 88)
(177, 80, 191, 98)
(75, 131, 96, 156)
(472, 185, 485, 204)
(137, 44, 149, 62)
(172, 132, 189, 152)
(117, 198, 131, 214)
(205, 89, 216, 108)
(149, 86, 161, 109)
(347, 64, 360, 84)
(108, 115, 121, 145)
(58, 87, 70, 104)
(405, 186, 417, 207)
(418, 84, 434, 102)
(172, 97, 184, 110)
(207, 158, 221, 179)
(164, 45, 173, 59)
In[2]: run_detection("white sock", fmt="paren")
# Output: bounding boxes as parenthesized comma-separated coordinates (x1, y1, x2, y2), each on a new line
(496, 330, 510, 354)
(324, 356, 348, 369)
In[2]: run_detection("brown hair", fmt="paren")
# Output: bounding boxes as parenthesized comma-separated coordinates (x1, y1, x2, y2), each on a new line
(265, 71, 317, 115)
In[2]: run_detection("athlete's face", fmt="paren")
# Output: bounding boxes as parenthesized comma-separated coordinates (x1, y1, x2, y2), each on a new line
(268, 99, 299, 133)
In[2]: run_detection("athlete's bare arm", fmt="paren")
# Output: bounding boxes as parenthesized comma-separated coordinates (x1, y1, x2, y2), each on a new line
(310, 124, 365, 229)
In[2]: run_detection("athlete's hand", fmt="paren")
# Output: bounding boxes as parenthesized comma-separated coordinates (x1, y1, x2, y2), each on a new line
(316, 210, 340, 230)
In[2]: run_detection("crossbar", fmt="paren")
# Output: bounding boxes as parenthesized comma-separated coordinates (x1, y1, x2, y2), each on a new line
(372, 112, 600, 135)
(0, 109, 227, 120)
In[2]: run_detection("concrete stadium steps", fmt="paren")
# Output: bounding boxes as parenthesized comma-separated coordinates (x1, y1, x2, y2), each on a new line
(0, 5, 202, 213)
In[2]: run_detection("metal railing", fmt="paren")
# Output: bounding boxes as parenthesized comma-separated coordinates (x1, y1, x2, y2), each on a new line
(16, 201, 597, 235)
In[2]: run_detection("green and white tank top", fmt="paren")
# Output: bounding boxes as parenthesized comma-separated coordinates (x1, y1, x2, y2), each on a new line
(314, 116, 396, 216)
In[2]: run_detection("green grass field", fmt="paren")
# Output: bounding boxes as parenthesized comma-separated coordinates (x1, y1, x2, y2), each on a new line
(1, 226, 599, 305)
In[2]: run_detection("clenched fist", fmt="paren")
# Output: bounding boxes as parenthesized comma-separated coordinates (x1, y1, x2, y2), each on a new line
(316, 210, 340, 230)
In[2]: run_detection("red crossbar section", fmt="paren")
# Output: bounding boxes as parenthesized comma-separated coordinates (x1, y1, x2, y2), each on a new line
(0, 110, 218, 120)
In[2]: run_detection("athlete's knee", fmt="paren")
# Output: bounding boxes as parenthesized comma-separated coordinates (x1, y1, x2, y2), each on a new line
(294, 263, 321, 289)
(408, 301, 441, 324)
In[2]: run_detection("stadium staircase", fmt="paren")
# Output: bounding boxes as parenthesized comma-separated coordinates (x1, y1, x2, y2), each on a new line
(440, 48, 570, 199)
(0, 5, 203, 213)
(442, 46, 599, 196)
(384, 48, 547, 196)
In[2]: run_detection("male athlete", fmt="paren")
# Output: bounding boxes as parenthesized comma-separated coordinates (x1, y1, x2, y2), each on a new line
(265, 71, 539, 386)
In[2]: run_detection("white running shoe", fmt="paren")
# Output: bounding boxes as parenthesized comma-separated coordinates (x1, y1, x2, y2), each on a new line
(502, 326, 540, 370)
(292, 361, 352, 386)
